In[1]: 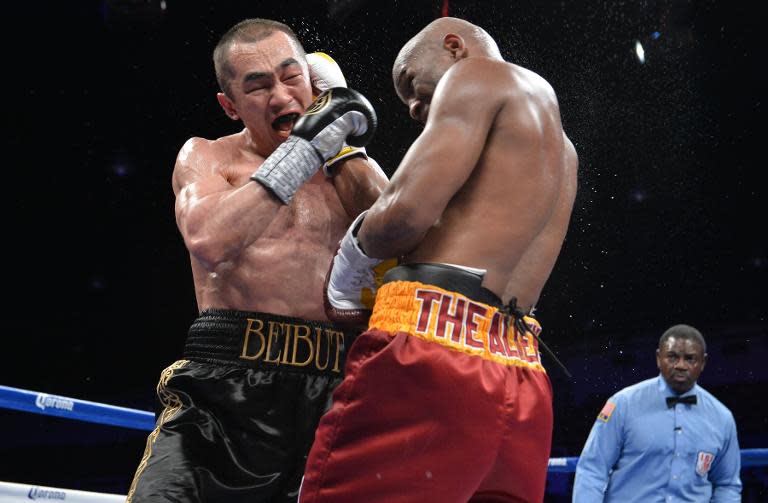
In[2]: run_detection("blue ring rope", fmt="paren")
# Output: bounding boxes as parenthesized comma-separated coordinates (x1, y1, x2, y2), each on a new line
(1, 384, 766, 472)
(0, 384, 155, 431)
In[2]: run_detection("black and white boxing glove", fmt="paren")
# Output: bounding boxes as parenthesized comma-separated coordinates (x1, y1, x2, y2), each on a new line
(251, 87, 377, 203)
(324, 211, 397, 326)
(307, 52, 369, 176)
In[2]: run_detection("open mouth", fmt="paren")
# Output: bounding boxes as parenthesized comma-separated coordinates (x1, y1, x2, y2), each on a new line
(272, 113, 299, 133)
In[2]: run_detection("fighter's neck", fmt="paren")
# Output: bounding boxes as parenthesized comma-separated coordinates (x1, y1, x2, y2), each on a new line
(240, 128, 271, 159)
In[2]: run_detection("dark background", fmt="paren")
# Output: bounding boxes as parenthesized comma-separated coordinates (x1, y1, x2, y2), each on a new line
(3, 0, 766, 500)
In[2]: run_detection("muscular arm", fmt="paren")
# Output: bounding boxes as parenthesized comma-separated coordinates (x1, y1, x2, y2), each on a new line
(173, 137, 282, 269)
(359, 59, 506, 258)
(333, 156, 388, 218)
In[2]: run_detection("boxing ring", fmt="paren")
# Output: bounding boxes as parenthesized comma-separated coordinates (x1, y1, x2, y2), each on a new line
(2, 384, 766, 501)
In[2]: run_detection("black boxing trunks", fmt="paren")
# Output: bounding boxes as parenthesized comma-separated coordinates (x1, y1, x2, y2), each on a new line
(127, 309, 355, 503)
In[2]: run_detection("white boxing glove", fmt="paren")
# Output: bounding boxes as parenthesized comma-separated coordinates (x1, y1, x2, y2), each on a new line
(307, 52, 347, 92)
(324, 211, 396, 326)
(307, 51, 367, 175)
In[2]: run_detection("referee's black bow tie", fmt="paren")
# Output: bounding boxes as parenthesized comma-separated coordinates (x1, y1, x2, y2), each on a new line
(667, 395, 697, 408)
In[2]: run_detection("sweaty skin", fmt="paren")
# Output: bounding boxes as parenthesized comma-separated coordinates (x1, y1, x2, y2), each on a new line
(361, 21, 578, 311)
(173, 31, 386, 320)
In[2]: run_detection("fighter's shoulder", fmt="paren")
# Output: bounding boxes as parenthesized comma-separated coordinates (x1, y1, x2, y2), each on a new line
(176, 132, 245, 176)
(176, 133, 239, 164)
(447, 59, 556, 103)
(435, 58, 511, 110)
(173, 136, 206, 166)
(443, 57, 510, 90)
(513, 64, 556, 93)
(172, 132, 243, 191)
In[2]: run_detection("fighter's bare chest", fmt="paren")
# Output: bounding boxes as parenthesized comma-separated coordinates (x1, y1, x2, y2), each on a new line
(268, 185, 342, 237)
(227, 166, 348, 241)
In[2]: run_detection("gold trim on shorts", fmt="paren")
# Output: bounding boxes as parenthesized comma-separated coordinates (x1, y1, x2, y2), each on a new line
(369, 281, 546, 372)
(126, 359, 189, 502)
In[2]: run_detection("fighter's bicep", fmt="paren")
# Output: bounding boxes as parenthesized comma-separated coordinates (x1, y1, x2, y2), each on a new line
(369, 66, 503, 233)
(391, 100, 496, 217)
(426, 73, 501, 160)
(174, 170, 235, 231)
(410, 119, 483, 185)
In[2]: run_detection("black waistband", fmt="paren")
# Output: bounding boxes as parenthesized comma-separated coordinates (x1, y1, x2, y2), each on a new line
(183, 309, 355, 374)
(382, 263, 505, 309)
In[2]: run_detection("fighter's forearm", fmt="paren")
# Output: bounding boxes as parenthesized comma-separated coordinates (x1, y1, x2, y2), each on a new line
(178, 182, 281, 268)
(358, 199, 428, 259)
(333, 156, 387, 217)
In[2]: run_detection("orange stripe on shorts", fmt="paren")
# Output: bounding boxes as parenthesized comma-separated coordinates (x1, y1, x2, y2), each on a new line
(369, 281, 546, 371)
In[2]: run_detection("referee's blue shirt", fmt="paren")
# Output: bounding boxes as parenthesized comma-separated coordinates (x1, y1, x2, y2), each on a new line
(573, 375, 741, 502)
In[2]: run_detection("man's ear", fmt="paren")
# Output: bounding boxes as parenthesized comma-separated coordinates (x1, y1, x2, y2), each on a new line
(217, 92, 240, 121)
(443, 33, 468, 59)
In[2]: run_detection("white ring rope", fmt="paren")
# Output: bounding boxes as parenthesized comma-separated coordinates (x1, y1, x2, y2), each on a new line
(0, 481, 126, 502)
(1, 383, 766, 500)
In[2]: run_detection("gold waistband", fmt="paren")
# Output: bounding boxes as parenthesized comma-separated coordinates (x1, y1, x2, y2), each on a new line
(369, 281, 545, 371)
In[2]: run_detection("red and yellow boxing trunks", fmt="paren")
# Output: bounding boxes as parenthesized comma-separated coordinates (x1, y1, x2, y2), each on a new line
(301, 266, 554, 503)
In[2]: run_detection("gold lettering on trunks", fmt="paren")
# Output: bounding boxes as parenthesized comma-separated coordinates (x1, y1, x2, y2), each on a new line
(264, 321, 284, 363)
(238, 318, 344, 373)
(332, 330, 345, 373)
(281, 325, 292, 364)
(291, 324, 314, 367)
(240, 318, 266, 360)
(315, 327, 330, 371)
(406, 287, 543, 368)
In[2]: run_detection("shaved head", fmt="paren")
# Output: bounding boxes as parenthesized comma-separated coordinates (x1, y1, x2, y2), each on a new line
(392, 17, 503, 119)
(214, 18, 305, 98)
(393, 17, 502, 79)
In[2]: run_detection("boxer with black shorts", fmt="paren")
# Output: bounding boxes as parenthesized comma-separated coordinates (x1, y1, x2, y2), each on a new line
(127, 18, 387, 503)
(308, 17, 578, 503)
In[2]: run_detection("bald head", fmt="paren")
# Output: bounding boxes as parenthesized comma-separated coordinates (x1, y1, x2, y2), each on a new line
(392, 18, 503, 118)
(393, 17, 502, 78)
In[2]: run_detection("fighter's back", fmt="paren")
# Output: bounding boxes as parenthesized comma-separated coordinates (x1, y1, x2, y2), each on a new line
(405, 59, 578, 309)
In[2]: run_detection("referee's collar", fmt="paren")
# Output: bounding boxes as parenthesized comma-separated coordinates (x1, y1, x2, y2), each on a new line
(657, 374, 698, 399)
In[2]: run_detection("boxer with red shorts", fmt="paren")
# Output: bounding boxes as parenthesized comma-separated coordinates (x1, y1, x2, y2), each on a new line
(304, 265, 553, 502)
(311, 17, 579, 503)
